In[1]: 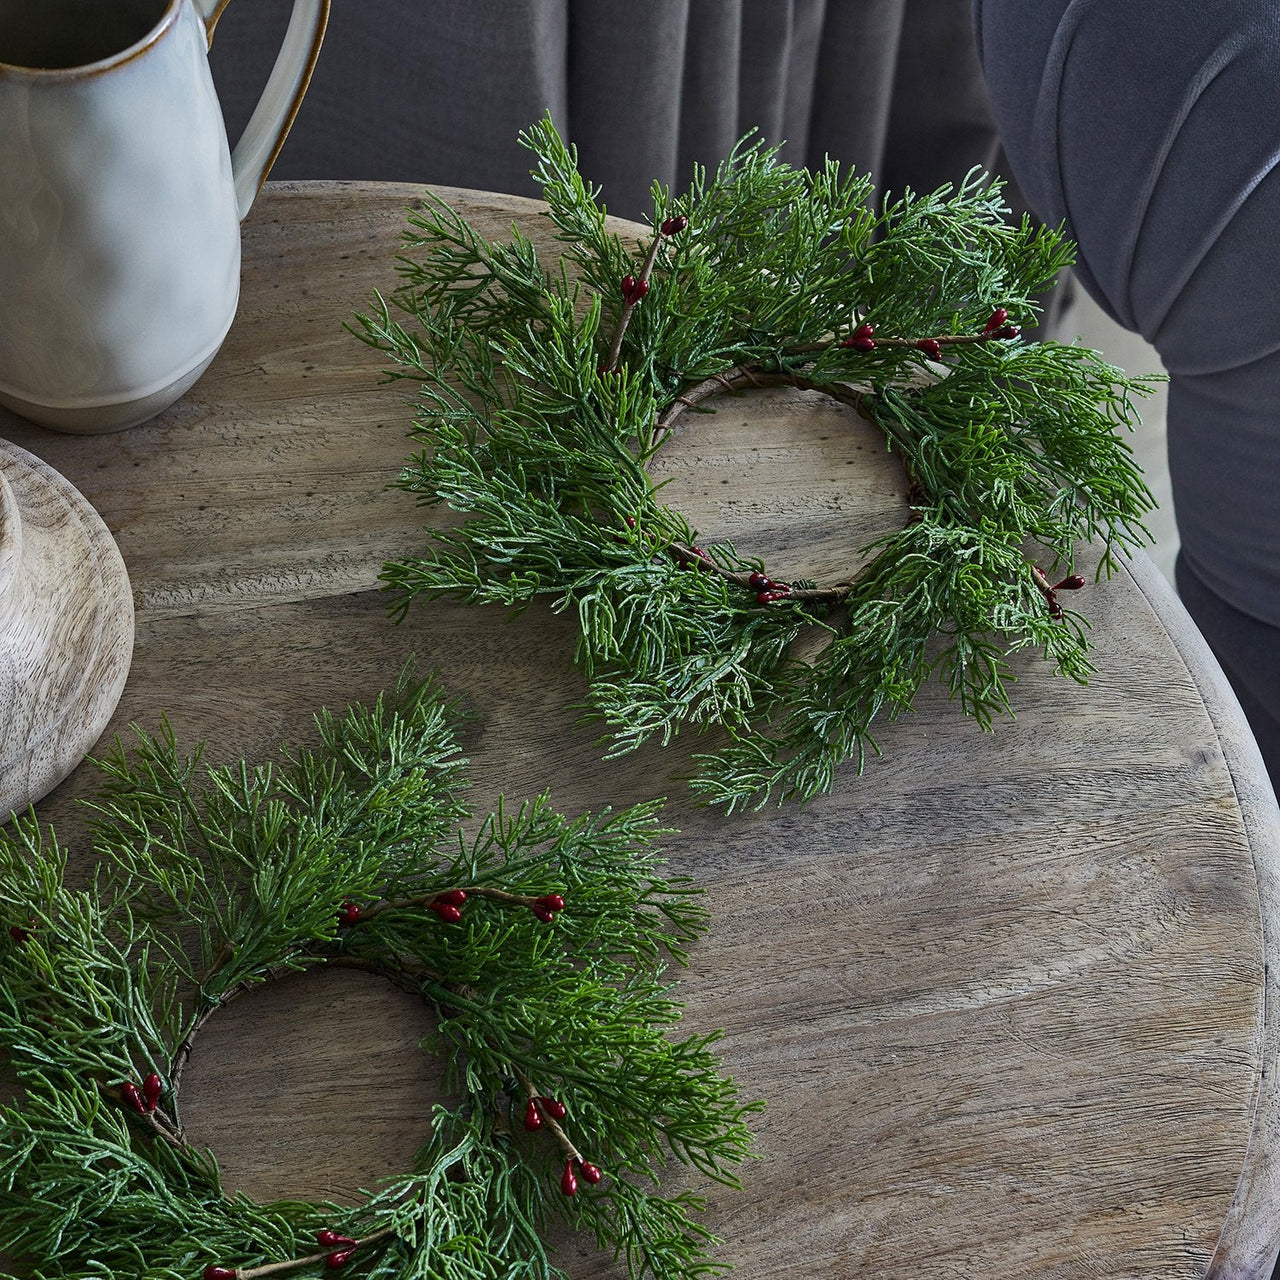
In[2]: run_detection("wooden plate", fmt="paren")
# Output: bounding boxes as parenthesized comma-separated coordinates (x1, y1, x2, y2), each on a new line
(0, 438, 133, 819)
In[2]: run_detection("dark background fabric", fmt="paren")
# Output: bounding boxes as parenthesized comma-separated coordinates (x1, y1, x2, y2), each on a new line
(976, 0, 1280, 795)
(210, 0, 1014, 224)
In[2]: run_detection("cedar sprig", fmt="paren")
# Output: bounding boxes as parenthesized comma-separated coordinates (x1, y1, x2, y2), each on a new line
(0, 678, 756, 1279)
(354, 115, 1160, 811)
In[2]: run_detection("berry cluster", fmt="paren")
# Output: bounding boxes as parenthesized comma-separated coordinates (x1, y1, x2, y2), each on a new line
(529, 892, 565, 923)
(314, 1229, 359, 1271)
(1032, 565, 1087, 620)
(523, 1093, 567, 1130)
(560, 1155, 603, 1195)
(981, 306, 1019, 339)
(428, 887, 468, 923)
(839, 320, 877, 352)
(121, 1072, 164, 1116)
(748, 570, 792, 605)
(620, 274, 649, 306)
(203, 1226, 378, 1278)
(518, 1086, 605, 1196)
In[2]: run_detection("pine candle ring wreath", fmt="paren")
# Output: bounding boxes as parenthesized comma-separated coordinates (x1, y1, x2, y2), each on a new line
(355, 115, 1160, 812)
(0, 679, 757, 1280)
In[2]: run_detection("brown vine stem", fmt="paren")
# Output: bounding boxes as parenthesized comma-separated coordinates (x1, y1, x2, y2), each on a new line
(198, 939, 235, 987)
(170, 941, 439, 1104)
(325, 953, 447, 997)
(650, 364, 878, 606)
(170, 936, 246, 1100)
(651, 363, 865, 451)
(782, 320, 1017, 359)
(358, 884, 549, 923)
(667, 539, 857, 605)
(642, 317, 1012, 605)
(232, 1226, 399, 1279)
(513, 1065, 581, 1163)
(170, 972, 258, 1101)
(170, 897, 507, 1106)
(601, 230, 665, 374)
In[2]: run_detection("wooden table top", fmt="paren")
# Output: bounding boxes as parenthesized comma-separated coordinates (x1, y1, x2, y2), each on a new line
(4, 180, 1280, 1280)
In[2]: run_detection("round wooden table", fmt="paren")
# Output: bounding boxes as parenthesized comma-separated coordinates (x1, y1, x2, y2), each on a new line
(3, 181, 1280, 1280)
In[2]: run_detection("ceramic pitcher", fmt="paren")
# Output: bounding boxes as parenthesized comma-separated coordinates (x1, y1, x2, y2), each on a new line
(0, 0, 329, 432)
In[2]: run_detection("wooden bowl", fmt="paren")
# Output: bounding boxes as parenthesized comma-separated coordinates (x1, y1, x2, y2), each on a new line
(0, 467, 19, 608)
(0, 439, 134, 821)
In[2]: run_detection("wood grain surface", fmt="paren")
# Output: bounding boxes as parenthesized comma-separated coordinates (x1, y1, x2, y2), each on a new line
(0, 439, 133, 818)
(2, 181, 1279, 1280)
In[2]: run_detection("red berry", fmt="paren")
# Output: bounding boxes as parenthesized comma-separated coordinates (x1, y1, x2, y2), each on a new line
(747, 572, 772, 590)
(524, 1098, 543, 1131)
(660, 215, 688, 235)
(337, 901, 361, 926)
(531, 905, 556, 923)
(982, 307, 1009, 334)
(538, 1096, 567, 1121)
(1053, 574, 1087, 591)
(561, 1160, 579, 1196)
(437, 889, 467, 907)
(535, 894, 565, 914)
(429, 902, 462, 923)
(996, 324, 1019, 340)
(316, 1230, 356, 1248)
(8, 926, 28, 943)
(839, 322, 876, 351)
(204, 1267, 237, 1280)
(621, 275, 650, 306)
(142, 1073, 163, 1111)
(326, 1248, 357, 1269)
(578, 1160, 603, 1185)
(121, 1081, 146, 1114)
(916, 338, 942, 360)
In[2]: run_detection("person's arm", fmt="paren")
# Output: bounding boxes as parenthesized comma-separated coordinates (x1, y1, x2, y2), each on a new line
(976, 0, 1280, 782)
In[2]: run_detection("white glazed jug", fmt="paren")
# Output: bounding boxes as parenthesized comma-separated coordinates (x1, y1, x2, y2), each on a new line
(0, 0, 329, 432)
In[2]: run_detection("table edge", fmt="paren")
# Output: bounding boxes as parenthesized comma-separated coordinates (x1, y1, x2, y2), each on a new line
(1124, 549, 1280, 1279)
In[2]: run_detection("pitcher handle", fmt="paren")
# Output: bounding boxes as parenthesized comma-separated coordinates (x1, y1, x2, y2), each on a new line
(194, 0, 331, 221)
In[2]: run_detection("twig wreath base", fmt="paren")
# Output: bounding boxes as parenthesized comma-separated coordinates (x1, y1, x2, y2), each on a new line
(356, 116, 1160, 811)
(0, 677, 758, 1280)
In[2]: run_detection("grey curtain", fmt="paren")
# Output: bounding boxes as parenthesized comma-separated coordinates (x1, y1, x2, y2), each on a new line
(210, 0, 1011, 224)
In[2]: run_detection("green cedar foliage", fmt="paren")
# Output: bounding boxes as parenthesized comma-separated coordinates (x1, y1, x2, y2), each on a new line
(0, 677, 757, 1279)
(355, 116, 1159, 810)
